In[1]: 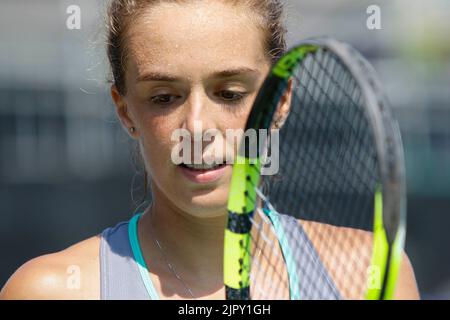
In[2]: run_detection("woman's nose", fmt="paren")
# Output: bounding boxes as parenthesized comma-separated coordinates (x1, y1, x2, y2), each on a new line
(183, 90, 216, 137)
(182, 90, 220, 161)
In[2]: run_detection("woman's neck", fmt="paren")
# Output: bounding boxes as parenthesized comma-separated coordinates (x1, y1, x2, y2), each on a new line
(139, 186, 227, 296)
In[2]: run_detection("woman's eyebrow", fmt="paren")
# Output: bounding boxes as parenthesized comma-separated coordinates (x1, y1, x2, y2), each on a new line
(136, 67, 260, 83)
(137, 72, 181, 83)
(211, 67, 260, 78)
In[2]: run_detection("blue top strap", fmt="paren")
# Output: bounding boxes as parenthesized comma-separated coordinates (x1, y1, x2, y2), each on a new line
(128, 213, 160, 300)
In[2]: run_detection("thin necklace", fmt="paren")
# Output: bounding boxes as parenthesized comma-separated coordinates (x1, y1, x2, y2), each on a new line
(147, 212, 197, 299)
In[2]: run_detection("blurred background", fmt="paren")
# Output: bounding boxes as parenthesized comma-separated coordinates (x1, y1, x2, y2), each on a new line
(0, 0, 449, 299)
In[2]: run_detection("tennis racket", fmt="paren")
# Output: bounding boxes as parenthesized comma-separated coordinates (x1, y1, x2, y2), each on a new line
(224, 37, 407, 300)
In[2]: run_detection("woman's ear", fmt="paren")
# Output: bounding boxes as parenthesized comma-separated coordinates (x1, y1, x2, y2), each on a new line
(111, 85, 138, 139)
(272, 77, 294, 130)
(282, 77, 294, 112)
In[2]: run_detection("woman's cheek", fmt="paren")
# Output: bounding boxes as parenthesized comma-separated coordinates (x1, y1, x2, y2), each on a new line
(143, 132, 171, 161)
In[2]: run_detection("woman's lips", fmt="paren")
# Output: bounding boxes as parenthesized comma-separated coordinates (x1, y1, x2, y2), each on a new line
(178, 164, 230, 184)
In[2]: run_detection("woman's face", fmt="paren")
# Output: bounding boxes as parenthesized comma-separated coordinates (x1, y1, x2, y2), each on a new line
(113, 1, 272, 218)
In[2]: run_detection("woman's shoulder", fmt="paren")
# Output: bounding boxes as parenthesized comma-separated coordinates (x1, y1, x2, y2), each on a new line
(298, 219, 419, 299)
(299, 219, 373, 249)
(0, 235, 101, 300)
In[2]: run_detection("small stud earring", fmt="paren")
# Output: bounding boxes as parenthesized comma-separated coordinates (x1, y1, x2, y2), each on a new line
(130, 127, 136, 133)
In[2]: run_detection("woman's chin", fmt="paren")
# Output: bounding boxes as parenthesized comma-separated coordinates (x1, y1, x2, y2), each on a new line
(178, 188, 230, 218)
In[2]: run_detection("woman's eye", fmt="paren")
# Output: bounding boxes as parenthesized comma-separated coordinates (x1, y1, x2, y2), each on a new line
(219, 90, 245, 102)
(150, 94, 178, 105)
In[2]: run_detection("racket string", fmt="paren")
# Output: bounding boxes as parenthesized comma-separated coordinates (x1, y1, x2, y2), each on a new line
(249, 49, 379, 299)
(244, 189, 347, 299)
(238, 47, 382, 299)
